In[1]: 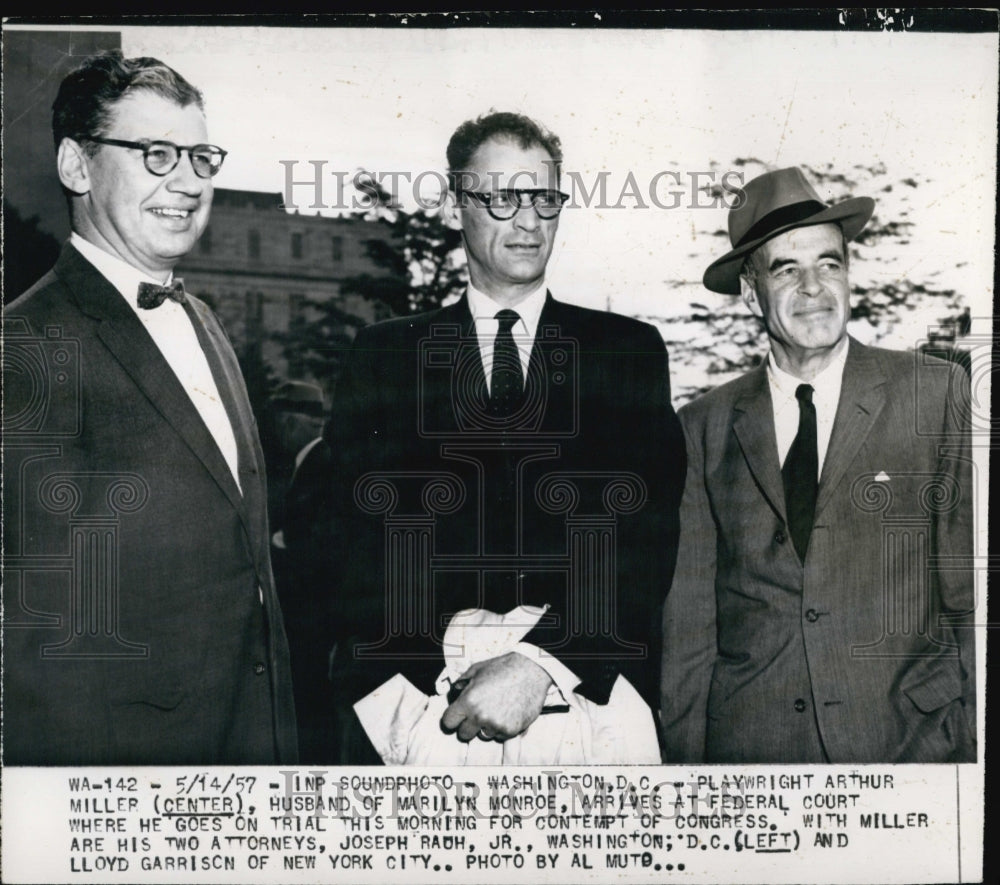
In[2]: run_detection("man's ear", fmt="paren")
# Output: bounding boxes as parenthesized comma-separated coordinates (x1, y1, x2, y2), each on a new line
(441, 189, 463, 231)
(740, 275, 763, 318)
(57, 138, 92, 195)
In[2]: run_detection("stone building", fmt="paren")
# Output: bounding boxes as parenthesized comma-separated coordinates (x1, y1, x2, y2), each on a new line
(176, 188, 396, 388)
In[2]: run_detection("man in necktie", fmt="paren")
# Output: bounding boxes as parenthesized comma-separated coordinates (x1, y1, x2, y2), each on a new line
(324, 111, 685, 763)
(3, 51, 297, 764)
(660, 167, 975, 763)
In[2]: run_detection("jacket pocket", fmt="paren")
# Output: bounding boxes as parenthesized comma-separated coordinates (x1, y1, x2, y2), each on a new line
(902, 664, 963, 713)
(112, 687, 185, 712)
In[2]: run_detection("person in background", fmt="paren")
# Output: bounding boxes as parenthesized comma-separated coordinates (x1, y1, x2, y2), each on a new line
(263, 379, 336, 761)
(263, 378, 327, 547)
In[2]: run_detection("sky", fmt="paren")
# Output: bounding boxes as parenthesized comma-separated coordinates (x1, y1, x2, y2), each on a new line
(9, 21, 998, 340)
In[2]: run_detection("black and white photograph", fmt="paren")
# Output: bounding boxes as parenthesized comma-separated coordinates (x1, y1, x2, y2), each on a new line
(1, 11, 995, 884)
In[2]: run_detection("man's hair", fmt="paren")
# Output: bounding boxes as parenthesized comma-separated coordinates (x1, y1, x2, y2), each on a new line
(52, 50, 204, 154)
(446, 111, 562, 191)
(740, 223, 850, 289)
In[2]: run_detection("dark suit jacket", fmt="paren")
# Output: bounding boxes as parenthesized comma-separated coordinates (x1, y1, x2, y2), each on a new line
(661, 338, 975, 763)
(324, 293, 685, 710)
(3, 243, 298, 765)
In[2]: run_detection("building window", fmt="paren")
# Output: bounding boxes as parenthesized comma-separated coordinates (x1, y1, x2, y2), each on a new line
(291, 232, 303, 259)
(199, 227, 212, 254)
(248, 229, 261, 259)
(288, 293, 304, 328)
(331, 236, 343, 262)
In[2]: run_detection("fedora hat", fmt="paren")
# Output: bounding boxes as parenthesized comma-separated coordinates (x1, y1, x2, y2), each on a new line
(270, 379, 326, 416)
(703, 166, 875, 295)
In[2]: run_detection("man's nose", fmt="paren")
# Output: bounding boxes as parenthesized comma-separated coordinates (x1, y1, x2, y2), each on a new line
(513, 202, 541, 230)
(798, 266, 823, 295)
(165, 149, 206, 194)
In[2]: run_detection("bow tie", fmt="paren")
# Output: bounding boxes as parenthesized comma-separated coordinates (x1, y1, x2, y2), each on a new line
(137, 278, 187, 310)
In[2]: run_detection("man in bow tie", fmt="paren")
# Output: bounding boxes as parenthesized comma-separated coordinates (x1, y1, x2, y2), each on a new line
(660, 167, 976, 763)
(323, 112, 685, 763)
(3, 51, 297, 764)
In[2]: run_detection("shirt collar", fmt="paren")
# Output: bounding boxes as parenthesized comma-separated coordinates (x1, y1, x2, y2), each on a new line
(70, 232, 173, 309)
(466, 281, 547, 340)
(767, 336, 849, 399)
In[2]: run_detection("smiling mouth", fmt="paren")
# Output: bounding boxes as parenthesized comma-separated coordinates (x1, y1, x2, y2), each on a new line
(150, 208, 195, 218)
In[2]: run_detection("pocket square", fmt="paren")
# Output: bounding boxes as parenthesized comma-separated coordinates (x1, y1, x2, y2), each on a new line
(874, 471, 891, 482)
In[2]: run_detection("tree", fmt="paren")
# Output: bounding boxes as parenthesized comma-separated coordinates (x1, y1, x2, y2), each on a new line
(339, 170, 467, 315)
(3, 201, 61, 303)
(288, 171, 467, 389)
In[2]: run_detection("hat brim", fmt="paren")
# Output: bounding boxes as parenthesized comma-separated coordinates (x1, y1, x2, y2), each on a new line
(702, 197, 875, 295)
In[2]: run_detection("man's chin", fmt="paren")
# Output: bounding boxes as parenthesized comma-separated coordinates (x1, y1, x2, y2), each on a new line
(500, 263, 546, 284)
(150, 238, 199, 264)
(791, 323, 847, 351)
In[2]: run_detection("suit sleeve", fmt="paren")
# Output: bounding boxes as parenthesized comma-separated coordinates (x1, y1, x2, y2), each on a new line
(935, 361, 976, 744)
(321, 325, 388, 639)
(660, 404, 718, 762)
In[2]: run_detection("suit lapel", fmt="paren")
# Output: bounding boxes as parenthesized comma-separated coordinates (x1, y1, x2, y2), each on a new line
(57, 245, 248, 520)
(429, 296, 486, 432)
(732, 364, 787, 520)
(532, 294, 576, 434)
(530, 293, 559, 378)
(451, 295, 487, 402)
(454, 295, 489, 402)
(182, 297, 263, 524)
(815, 338, 887, 518)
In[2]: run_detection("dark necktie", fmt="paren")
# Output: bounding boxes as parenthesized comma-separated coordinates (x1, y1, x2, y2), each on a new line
(782, 383, 818, 561)
(487, 309, 523, 417)
(137, 278, 187, 310)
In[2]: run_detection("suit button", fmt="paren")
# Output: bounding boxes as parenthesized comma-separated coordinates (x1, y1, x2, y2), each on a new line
(254, 662, 266, 675)
(774, 529, 787, 544)
(794, 698, 807, 712)
(805, 609, 819, 622)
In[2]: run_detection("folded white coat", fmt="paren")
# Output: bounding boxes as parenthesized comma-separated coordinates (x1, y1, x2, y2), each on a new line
(354, 606, 660, 765)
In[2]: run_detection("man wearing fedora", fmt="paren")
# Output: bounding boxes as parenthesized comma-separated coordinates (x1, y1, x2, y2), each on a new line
(263, 379, 328, 540)
(660, 167, 975, 763)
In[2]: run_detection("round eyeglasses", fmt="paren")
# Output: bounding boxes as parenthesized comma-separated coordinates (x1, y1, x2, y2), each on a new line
(85, 136, 228, 179)
(458, 188, 569, 221)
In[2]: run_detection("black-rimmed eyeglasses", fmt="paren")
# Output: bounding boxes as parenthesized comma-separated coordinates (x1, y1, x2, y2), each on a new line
(457, 188, 569, 221)
(85, 136, 228, 179)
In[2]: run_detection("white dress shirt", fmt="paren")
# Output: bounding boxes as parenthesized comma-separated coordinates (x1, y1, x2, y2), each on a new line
(766, 337, 849, 479)
(467, 282, 547, 392)
(70, 233, 242, 493)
